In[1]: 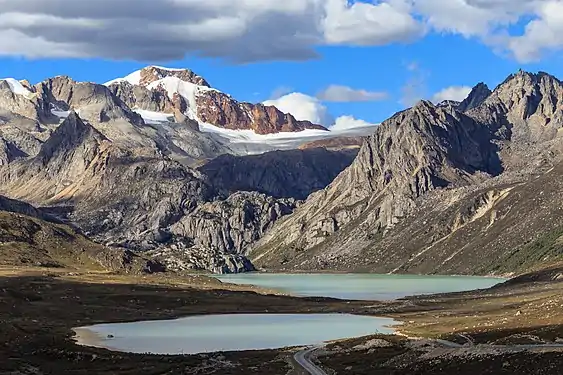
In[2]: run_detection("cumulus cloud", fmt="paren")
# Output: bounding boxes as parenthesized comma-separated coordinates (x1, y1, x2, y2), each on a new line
(323, 0, 424, 45)
(316, 85, 388, 102)
(506, 1, 563, 62)
(263, 92, 377, 130)
(432, 86, 472, 103)
(263, 92, 334, 126)
(0, 0, 423, 63)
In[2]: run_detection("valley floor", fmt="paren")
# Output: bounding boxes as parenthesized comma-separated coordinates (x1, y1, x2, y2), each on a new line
(0, 267, 562, 375)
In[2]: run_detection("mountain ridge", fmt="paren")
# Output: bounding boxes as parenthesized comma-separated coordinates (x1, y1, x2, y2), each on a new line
(250, 70, 563, 275)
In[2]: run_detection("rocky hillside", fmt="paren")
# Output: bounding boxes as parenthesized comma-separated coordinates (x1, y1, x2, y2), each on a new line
(251, 71, 563, 276)
(199, 148, 358, 200)
(0, 195, 162, 273)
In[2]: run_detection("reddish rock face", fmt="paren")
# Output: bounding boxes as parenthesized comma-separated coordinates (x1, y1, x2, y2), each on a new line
(138, 66, 210, 87)
(196, 91, 327, 134)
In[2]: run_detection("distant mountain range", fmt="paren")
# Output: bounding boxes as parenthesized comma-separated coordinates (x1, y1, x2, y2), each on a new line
(0, 65, 374, 165)
(0, 68, 561, 276)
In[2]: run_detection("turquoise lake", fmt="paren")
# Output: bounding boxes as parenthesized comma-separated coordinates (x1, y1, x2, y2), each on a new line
(214, 273, 506, 300)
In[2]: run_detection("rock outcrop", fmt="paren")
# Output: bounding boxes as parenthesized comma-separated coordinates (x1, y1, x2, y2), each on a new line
(458, 82, 492, 112)
(148, 192, 297, 273)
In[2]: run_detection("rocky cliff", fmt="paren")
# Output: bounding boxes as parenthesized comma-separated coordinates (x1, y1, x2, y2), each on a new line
(251, 71, 563, 275)
(147, 192, 298, 273)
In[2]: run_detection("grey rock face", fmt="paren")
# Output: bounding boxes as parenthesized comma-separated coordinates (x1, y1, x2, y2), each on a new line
(172, 192, 298, 254)
(107, 80, 181, 114)
(458, 82, 492, 112)
(199, 148, 358, 199)
(0, 80, 48, 123)
(146, 192, 297, 274)
(36, 76, 143, 125)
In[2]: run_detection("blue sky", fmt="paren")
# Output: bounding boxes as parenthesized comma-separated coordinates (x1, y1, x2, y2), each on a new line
(1, 0, 563, 125)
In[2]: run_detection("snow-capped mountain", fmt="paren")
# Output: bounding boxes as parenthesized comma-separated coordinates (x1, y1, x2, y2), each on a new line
(0, 66, 377, 161)
(105, 65, 328, 135)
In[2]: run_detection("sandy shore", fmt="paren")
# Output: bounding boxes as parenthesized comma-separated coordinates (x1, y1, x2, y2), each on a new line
(72, 327, 108, 349)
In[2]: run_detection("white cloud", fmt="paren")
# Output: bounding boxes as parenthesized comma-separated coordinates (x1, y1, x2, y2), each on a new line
(264, 93, 334, 126)
(323, 0, 424, 45)
(413, 0, 563, 62)
(432, 86, 472, 103)
(317, 85, 388, 102)
(0, 0, 561, 63)
(331, 115, 378, 130)
(264, 92, 377, 131)
(506, 1, 563, 62)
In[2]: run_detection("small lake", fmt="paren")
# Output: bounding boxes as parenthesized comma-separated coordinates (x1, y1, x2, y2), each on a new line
(214, 273, 506, 300)
(74, 314, 397, 355)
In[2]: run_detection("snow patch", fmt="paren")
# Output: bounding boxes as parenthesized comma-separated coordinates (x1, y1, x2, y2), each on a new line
(134, 109, 174, 124)
(150, 65, 186, 72)
(51, 109, 71, 118)
(1, 78, 34, 99)
(104, 66, 193, 86)
(104, 70, 142, 86)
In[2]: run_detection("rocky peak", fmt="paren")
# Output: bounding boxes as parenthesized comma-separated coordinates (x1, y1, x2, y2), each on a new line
(458, 82, 491, 112)
(36, 76, 144, 128)
(0, 78, 48, 123)
(137, 66, 210, 88)
(469, 70, 563, 144)
(37, 111, 106, 164)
